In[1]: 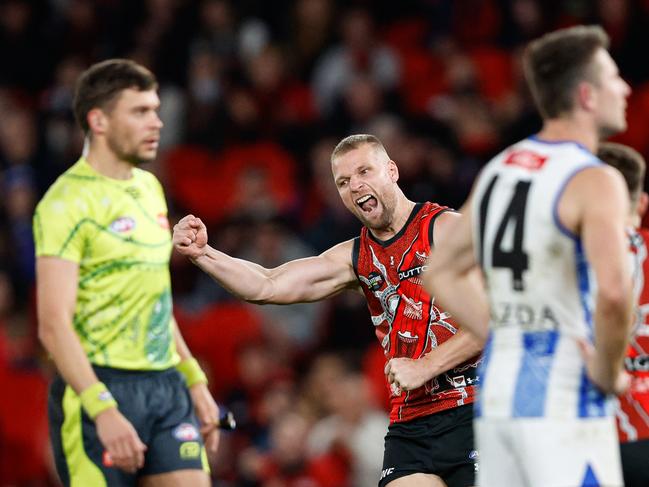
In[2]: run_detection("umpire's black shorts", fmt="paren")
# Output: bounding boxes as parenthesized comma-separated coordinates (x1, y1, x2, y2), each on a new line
(49, 366, 208, 486)
(379, 404, 476, 487)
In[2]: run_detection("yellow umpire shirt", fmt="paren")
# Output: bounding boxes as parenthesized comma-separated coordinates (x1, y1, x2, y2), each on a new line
(33, 157, 180, 370)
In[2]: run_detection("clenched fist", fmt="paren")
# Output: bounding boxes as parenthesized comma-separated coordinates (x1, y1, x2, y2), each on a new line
(173, 215, 209, 259)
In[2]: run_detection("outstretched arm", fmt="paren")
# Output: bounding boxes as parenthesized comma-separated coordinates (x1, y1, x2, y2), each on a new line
(386, 211, 486, 391)
(173, 215, 359, 304)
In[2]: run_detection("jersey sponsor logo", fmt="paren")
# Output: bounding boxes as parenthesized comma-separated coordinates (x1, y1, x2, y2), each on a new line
(380, 467, 395, 480)
(625, 355, 649, 372)
(398, 265, 428, 281)
(109, 216, 136, 233)
(157, 213, 170, 229)
(179, 441, 201, 459)
(491, 302, 559, 330)
(173, 423, 199, 441)
(504, 149, 548, 170)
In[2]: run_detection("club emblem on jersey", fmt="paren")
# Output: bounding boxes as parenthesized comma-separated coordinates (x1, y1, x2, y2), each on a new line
(109, 216, 136, 233)
(402, 295, 423, 320)
(396, 330, 419, 357)
(415, 251, 427, 263)
(367, 272, 384, 292)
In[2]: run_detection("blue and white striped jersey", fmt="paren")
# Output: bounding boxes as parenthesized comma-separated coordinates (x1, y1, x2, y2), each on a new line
(471, 136, 610, 419)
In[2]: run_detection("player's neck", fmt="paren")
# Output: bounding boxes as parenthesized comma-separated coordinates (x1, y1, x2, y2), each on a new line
(85, 142, 135, 180)
(370, 196, 416, 241)
(536, 117, 598, 154)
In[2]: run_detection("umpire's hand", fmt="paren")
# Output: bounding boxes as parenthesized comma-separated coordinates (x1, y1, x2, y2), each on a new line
(95, 407, 147, 473)
(189, 383, 221, 455)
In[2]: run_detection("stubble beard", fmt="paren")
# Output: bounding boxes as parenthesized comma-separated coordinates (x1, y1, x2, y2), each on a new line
(107, 133, 156, 166)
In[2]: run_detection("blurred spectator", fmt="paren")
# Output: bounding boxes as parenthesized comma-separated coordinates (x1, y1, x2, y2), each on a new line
(308, 373, 388, 487)
(312, 7, 400, 115)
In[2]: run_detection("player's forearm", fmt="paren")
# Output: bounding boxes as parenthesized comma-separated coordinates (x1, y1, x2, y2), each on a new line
(38, 315, 101, 394)
(172, 319, 193, 361)
(192, 245, 274, 303)
(593, 289, 633, 382)
(425, 269, 490, 342)
(420, 328, 484, 378)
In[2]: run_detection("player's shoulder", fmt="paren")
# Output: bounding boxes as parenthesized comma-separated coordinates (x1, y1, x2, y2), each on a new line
(133, 166, 165, 194)
(36, 159, 94, 211)
(487, 137, 600, 169)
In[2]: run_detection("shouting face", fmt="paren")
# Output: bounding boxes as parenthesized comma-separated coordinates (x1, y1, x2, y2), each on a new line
(332, 142, 400, 231)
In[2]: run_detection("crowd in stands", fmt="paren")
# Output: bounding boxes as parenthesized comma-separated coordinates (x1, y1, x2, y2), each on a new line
(3, 0, 649, 485)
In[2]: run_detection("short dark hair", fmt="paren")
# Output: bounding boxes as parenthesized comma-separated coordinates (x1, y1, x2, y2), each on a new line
(331, 134, 387, 162)
(598, 142, 646, 204)
(523, 25, 609, 119)
(73, 59, 158, 133)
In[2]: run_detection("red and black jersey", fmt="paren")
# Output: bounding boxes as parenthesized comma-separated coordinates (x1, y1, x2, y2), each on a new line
(352, 202, 480, 424)
(618, 227, 649, 442)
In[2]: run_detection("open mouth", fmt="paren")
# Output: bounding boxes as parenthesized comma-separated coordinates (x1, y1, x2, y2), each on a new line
(356, 194, 378, 213)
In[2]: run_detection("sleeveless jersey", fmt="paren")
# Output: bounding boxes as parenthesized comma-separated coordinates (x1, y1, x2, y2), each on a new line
(33, 158, 179, 370)
(353, 202, 480, 424)
(472, 136, 610, 419)
(617, 227, 649, 442)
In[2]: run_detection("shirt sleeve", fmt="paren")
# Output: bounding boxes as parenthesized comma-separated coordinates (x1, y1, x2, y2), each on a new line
(33, 183, 89, 263)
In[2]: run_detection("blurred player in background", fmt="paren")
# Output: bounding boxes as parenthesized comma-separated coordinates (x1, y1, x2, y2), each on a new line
(173, 134, 484, 487)
(34, 59, 218, 486)
(597, 142, 649, 487)
(424, 25, 632, 486)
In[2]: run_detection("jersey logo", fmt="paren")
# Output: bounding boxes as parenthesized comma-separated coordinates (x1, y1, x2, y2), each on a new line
(367, 271, 384, 292)
(102, 451, 114, 467)
(580, 464, 600, 487)
(157, 213, 170, 229)
(380, 468, 395, 479)
(452, 375, 467, 387)
(173, 423, 199, 441)
(504, 149, 547, 170)
(109, 216, 136, 233)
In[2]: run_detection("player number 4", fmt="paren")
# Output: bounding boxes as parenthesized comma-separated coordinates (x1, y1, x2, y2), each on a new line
(479, 176, 531, 291)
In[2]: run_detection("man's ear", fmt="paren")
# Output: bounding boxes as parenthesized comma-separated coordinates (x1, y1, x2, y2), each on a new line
(87, 108, 107, 135)
(388, 159, 399, 183)
(576, 81, 596, 113)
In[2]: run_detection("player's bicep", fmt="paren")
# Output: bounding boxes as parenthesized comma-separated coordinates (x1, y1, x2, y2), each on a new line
(579, 168, 630, 292)
(36, 257, 79, 325)
(429, 201, 476, 275)
(269, 240, 357, 303)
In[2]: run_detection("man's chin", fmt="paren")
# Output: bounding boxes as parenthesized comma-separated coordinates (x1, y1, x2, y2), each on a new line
(599, 121, 627, 139)
(126, 153, 157, 166)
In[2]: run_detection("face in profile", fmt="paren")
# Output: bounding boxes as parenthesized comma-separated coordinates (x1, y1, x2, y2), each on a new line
(331, 143, 399, 231)
(102, 88, 163, 165)
(590, 48, 631, 138)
